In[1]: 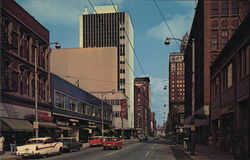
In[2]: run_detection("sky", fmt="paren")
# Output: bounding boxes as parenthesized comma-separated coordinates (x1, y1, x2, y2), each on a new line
(16, 0, 196, 126)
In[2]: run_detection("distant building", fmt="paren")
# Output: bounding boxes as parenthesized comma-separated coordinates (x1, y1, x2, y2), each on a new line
(169, 53, 185, 128)
(134, 77, 150, 136)
(184, 0, 249, 144)
(167, 33, 187, 135)
(210, 13, 249, 158)
(79, 5, 135, 129)
(1, 0, 53, 144)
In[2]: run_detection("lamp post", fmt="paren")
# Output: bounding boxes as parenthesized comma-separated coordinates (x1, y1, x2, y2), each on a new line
(90, 89, 115, 138)
(164, 37, 195, 155)
(34, 42, 60, 138)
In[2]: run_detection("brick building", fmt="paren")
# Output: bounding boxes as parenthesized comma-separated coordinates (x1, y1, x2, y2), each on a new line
(184, 0, 249, 144)
(1, 0, 53, 146)
(210, 13, 249, 158)
(134, 77, 150, 136)
(168, 53, 185, 133)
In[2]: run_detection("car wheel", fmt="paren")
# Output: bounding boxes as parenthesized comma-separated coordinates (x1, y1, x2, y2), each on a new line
(58, 148, 62, 155)
(77, 147, 81, 151)
(116, 146, 118, 150)
(42, 154, 47, 158)
(103, 147, 106, 150)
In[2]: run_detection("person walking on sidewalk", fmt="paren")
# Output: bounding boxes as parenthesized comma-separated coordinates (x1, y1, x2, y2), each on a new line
(207, 133, 214, 153)
(0, 136, 5, 155)
(10, 135, 17, 153)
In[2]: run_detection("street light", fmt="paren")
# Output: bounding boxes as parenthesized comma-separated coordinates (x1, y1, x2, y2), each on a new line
(34, 42, 61, 138)
(164, 37, 196, 155)
(89, 89, 115, 138)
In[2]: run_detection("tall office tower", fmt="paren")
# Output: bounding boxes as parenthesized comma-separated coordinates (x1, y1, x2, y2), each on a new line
(168, 53, 185, 133)
(79, 6, 134, 128)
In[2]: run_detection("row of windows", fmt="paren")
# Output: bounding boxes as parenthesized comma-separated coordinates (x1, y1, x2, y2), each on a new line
(211, 44, 250, 99)
(54, 91, 111, 121)
(2, 20, 49, 70)
(1, 61, 49, 102)
(211, 1, 239, 16)
(211, 29, 232, 51)
(104, 99, 121, 105)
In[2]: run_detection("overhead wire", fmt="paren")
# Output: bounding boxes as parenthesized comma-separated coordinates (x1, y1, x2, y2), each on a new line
(110, 0, 147, 77)
(152, 0, 180, 49)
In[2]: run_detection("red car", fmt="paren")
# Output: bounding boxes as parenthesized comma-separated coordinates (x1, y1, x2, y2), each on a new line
(89, 136, 103, 147)
(103, 137, 123, 150)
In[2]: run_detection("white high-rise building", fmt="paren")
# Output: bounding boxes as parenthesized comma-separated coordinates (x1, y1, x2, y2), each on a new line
(79, 5, 134, 129)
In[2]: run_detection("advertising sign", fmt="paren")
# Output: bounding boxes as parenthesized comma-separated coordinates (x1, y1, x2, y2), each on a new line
(120, 99, 127, 118)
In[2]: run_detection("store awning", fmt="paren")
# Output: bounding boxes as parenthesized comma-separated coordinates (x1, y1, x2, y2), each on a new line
(59, 126, 72, 131)
(0, 117, 33, 132)
(39, 121, 57, 128)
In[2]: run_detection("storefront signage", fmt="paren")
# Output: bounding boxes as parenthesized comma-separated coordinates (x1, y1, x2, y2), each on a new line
(33, 121, 39, 129)
(38, 111, 53, 121)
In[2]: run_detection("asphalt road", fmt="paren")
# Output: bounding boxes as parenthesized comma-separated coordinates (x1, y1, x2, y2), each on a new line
(17, 139, 189, 160)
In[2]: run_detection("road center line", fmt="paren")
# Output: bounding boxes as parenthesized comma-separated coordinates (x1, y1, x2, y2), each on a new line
(145, 151, 151, 157)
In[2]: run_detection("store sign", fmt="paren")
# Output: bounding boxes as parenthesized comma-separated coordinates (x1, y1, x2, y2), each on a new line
(38, 111, 53, 121)
(120, 99, 127, 118)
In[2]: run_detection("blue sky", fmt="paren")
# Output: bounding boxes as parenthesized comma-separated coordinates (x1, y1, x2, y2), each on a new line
(16, 0, 196, 126)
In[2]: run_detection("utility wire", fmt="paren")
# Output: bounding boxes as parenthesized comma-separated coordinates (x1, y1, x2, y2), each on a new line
(153, 0, 180, 49)
(110, 0, 147, 77)
(87, 0, 137, 77)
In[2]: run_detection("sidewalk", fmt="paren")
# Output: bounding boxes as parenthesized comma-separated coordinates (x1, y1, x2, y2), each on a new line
(176, 144, 235, 160)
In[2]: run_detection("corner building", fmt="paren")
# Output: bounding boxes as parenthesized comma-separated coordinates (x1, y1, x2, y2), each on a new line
(1, 0, 53, 146)
(184, 0, 249, 144)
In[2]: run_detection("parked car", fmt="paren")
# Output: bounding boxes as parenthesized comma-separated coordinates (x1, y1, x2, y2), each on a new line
(89, 136, 103, 147)
(103, 137, 123, 150)
(16, 137, 63, 158)
(138, 136, 148, 142)
(57, 137, 82, 152)
(153, 136, 160, 140)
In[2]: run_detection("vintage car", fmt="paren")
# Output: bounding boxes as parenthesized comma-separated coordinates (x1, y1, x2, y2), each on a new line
(57, 137, 82, 152)
(103, 137, 123, 150)
(89, 136, 103, 147)
(16, 137, 63, 158)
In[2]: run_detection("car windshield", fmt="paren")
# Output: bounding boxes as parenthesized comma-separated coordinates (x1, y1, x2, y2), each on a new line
(89, 137, 101, 140)
(27, 140, 44, 144)
(104, 138, 118, 141)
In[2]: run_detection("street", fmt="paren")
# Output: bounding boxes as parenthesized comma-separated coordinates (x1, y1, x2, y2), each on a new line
(14, 138, 190, 160)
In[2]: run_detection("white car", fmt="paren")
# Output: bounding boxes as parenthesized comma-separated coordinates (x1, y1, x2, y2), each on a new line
(16, 137, 63, 158)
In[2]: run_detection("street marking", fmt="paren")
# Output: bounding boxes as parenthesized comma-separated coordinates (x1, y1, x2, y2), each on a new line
(145, 151, 151, 157)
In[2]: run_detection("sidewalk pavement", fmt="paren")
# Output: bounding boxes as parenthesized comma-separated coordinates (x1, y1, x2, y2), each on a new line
(176, 144, 235, 160)
(0, 138, 139, 160)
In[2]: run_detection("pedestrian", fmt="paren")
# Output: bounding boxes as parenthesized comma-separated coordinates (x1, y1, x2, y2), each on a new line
(10, 135, 17, 153)
(183, 134, 189, 150)
(207, 133, 214, 153)
(0, 136, 5, 155)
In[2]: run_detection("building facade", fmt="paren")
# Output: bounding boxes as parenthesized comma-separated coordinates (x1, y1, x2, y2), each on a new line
(79, 6, 135, 128)
(210, 13, 249, 158)
(51, 74, 112, 142)
(134, 77, 150, 136)
(184, 0, 249, 144)
(0, 0, 53, 146)
(50, 47, 132, 137)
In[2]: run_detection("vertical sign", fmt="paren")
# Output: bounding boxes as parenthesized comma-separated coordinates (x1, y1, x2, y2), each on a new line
(120, 99, 127, 118)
